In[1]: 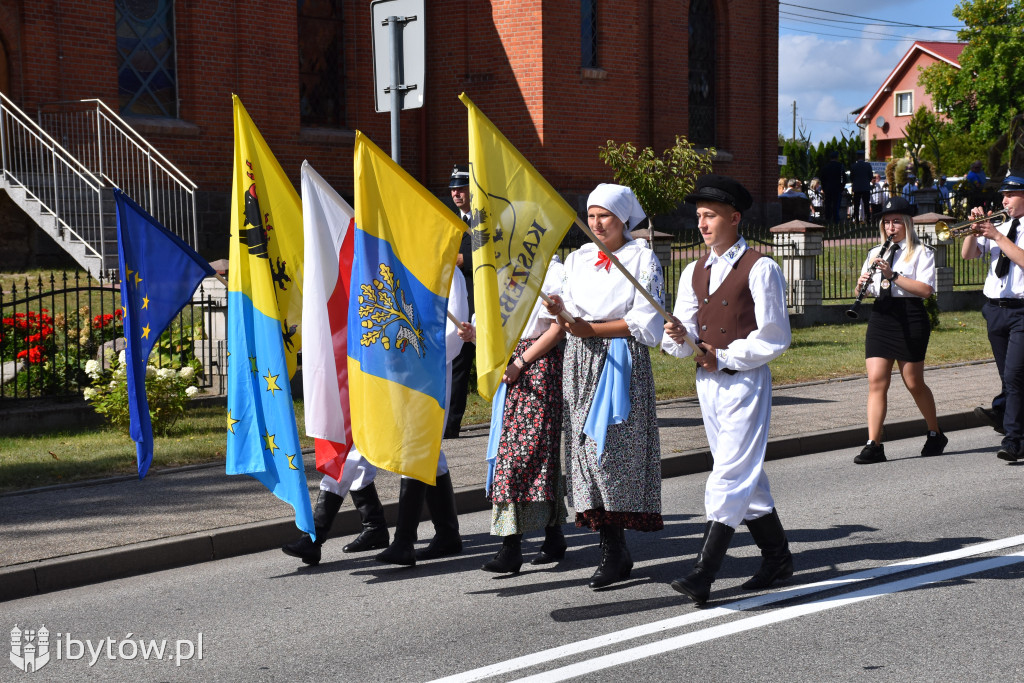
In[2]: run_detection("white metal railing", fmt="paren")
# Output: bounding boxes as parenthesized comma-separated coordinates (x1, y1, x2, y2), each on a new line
(37, 98, 199, 249)
(0, 91, 106, 265)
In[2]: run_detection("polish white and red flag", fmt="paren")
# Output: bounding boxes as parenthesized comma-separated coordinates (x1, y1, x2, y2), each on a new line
(300, 162, 354, 479)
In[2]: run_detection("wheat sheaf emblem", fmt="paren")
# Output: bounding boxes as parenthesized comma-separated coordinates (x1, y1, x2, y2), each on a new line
(358, 263, 424, 356)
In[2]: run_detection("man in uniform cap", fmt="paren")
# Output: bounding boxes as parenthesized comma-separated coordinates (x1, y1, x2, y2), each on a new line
(662, 174, 795, 606)
(963, 169, 1024, 459)
(446, 164, 475, 439)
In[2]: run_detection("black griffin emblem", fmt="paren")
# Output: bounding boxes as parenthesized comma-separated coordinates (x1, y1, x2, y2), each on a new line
(282, 321, 298, 352)
(239, 182, 270, 258)
(272, 257, 291, 291)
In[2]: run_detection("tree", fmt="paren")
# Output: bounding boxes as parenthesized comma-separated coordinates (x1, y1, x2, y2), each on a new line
(919, 0, 1024, 142)
(598, 136, 715, 226)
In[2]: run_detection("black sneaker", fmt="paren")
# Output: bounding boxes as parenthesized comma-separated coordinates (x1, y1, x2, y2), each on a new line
(854, 441, 886, 464)
(997, 441, 1020, 462)
(974, 406, 1007, 435)
(920, 431, 949, 457)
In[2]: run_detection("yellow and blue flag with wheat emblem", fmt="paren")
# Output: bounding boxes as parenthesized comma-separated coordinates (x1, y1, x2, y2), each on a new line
(459, 93, 577, 401)
(226, 95, 314, 539)
(349, 132, 466, 484)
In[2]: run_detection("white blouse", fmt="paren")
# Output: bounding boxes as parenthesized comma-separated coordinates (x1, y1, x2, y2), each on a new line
(661, 237, 791, 372)
(560, 240, 665, 347)
(977, 220, 1024, 299)
(519, 258, 564, 340)
(859, 239, 935, 298)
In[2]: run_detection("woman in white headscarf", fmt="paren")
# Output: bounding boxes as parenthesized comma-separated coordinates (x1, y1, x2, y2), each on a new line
(544, 183, 665, 590)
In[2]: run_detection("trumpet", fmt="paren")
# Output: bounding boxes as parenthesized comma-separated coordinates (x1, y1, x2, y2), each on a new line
(846, 235, 895, 319)
(935, 209, 1010, 241)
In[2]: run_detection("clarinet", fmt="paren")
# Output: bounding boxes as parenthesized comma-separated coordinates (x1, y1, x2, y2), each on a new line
(846, 234, 894, 319)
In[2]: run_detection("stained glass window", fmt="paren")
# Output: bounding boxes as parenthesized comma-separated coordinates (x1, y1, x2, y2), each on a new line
(116, 0, 177, 118)
(299, 0, 345, 128)
(688, 0, 715, 147)
(581, 0, 598, 68)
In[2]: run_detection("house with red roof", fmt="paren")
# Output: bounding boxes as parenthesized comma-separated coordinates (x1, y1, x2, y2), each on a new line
(854, 41, 965, 161)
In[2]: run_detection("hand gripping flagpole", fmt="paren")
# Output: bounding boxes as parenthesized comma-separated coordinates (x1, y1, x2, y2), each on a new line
(573, 215, 704, 356)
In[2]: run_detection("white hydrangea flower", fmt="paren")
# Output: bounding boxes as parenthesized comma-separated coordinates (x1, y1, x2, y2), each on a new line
(83, 387, 97, 400)
(118, 350, 126, 365)
(179, 365, 195, 380)
(185, 386, 199, 398)
(157, 367, 175, 379)
(109, 381, 118, 389)
(146, 366, 158, 378)
(85, 359, 101, 379)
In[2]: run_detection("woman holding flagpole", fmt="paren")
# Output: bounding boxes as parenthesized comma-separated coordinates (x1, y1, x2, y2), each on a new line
(544, 183, 665, 590)
(461, 256, 570, 574)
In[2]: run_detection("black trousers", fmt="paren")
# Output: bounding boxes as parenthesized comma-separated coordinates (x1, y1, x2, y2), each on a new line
(444, 342, 475, 438)
(853, 192, 871, 222)
(983, 300, 1024, 446)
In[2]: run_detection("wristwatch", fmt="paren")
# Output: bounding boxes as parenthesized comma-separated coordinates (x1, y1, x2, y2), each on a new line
(890, 272, 899, 284)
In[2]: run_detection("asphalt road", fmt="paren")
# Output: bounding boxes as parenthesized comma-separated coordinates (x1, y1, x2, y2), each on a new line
(4, 426, 1024, 682)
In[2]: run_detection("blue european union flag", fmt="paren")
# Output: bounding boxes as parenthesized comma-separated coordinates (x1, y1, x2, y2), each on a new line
(114, 189, 215, 478)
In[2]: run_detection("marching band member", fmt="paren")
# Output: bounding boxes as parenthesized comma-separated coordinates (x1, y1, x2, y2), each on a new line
(963, 170, 1024, 462)
(854, 196, 945, 464)
(662, 175, 793, 606)
(544, 183, 665, 590)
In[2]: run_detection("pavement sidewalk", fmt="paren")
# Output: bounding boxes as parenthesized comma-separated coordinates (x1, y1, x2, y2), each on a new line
(0, 360, 1005, 602)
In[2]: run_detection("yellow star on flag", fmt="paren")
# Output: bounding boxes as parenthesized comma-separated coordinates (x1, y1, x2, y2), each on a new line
(141, 295, 149, 309)
(141, 323, 151, 339)
(227, 411, 240, 434)
(263, 429, 278, 455)
(263, 370, 281, 396)
(134, 272, 142, 286)
(286, 454, 299, 470)
(249, 355, 258, 373)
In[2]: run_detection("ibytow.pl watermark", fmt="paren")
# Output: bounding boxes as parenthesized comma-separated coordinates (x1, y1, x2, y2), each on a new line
(11, 625, 203, 673)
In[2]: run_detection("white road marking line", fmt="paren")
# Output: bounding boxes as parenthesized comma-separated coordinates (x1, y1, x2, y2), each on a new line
(512, 550, 1024, 682)
(430, 534, 1024, 683)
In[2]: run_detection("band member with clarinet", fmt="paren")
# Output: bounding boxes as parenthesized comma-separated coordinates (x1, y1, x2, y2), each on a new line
(962, 170, 1024, 461)
(854, 196, 946, 464)
(662, 175, 794, 606)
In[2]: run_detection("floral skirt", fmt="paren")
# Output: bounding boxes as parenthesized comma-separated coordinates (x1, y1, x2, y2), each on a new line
(489, 338, 567, 535)
(564, 335, 663, 532)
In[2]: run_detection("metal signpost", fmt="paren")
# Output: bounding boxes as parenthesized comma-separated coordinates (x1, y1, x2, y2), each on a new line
(370, 0, 425, 165)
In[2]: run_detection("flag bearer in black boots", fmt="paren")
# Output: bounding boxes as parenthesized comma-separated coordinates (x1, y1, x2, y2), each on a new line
(662, 175, 795, 606)
(962, 170, 1024, 462)
(281, 450, 389, 565)
(374, 268, 469, 566)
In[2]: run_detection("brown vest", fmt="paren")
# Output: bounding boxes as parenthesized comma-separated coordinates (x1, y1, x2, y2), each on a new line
(692, 248, 762, 349)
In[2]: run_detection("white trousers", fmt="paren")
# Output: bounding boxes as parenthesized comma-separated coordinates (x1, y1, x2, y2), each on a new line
(696, 364, 776, 528)
(319, 446, 377, 496)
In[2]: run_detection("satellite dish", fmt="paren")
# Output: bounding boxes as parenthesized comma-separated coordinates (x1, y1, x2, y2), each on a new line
(876, 116, 886, 128)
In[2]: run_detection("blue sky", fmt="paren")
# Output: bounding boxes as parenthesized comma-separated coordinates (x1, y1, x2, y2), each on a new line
(778, 0, 964, 144)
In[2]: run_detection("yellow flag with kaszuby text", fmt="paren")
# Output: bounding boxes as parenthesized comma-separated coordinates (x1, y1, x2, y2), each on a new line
(459, 93, 577, 401)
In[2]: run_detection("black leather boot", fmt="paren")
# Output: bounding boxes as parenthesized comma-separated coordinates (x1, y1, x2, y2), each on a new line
(375, 478, 427, 567)
(482, 534, 523, 574)
(281, 489, 344, 566)
(588, 526, 633, 589)
(741, 509, 794, 590)
(531, 524, 567, 565)
(416, 472, 463, 560)
(671, 521, 735, 606)
(343, 483, 390, 553)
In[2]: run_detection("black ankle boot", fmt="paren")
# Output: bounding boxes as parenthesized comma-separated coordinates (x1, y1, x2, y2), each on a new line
(671, 521, 735, 606)
(282, 489, 344, 566)
(482, 534, 523, 574)
(741, 509, 793, 590)
(531, 524, 567, 565)
(416, 472, 463, 561)
(375, 478, 427, 567)
(343, 483, 390, 552)
(588, 526, 633, 589)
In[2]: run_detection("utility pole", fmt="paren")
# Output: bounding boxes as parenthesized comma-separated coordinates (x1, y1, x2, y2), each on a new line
(792, 101, 797, 141)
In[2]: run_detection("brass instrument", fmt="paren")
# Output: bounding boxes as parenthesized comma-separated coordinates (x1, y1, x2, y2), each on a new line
(935, 209, 1010, 241)
(846, 235, 895, 319)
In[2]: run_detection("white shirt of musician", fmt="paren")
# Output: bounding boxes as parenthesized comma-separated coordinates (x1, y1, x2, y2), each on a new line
(859, 239, 936, 298)
(978, 220, 1024, 299)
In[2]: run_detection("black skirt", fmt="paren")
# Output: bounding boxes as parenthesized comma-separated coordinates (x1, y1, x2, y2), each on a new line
(865, 296, 930, 362)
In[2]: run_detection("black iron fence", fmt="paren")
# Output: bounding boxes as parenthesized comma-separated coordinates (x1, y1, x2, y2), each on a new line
(0, 271, 216, 401)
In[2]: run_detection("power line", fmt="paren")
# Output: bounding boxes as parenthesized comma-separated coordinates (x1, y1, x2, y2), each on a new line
(780, 2, 963, 32)
(780, 8, 957, 29)
(780, 24, 919, 42)
(780, 11, 947, 40)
